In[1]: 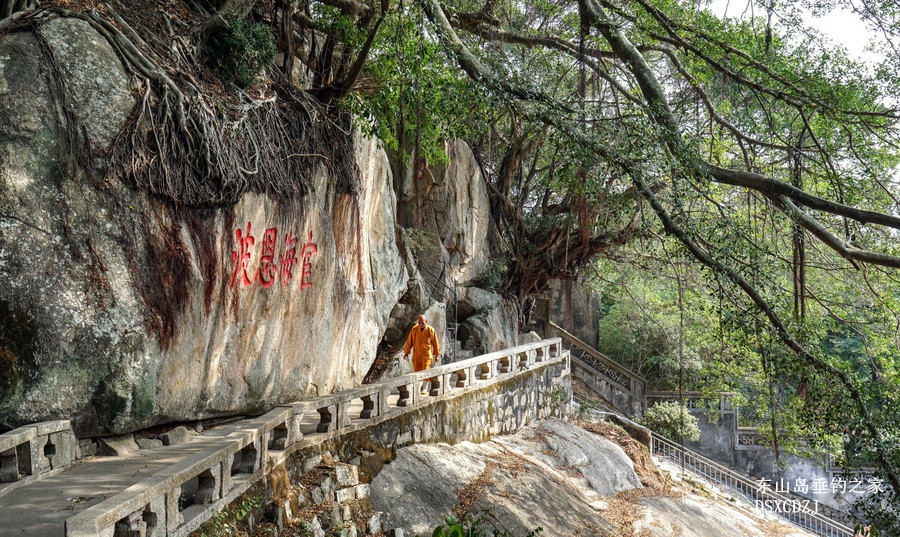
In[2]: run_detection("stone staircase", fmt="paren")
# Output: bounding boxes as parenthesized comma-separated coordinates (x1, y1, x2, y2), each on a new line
(650, 432, 855, 537)
(548, 321, 647, 418)
(559, 327, 862, 537)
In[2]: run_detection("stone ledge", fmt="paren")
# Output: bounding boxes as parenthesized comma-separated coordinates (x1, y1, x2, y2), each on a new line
(66, 476, 170, 537)
(0, 420, 73, 453)
(34, 420, 72, 437)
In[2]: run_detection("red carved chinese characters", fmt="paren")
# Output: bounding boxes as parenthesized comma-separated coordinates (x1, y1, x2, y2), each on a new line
(279, 231, 298, 286)
(256, 227, 278, 288)
(299, 231, 318, 290)
(228, 224, 318, 291)
(229, 222, 255, 288)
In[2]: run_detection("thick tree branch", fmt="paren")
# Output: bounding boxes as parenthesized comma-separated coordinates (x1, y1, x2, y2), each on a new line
(311, 0, 387, 101)
(449, 13, 645, 108)
(581, 0, 900, 238)
(417, 0, 900, 489)
(775, 196, 900, 269)
(625, 0, 900, 120)
(419, 0, 572, 111)
(319, 0, 373, 18)
(0, 0, 35, 20)
(707, 165, 900, 231)
(652, 45, 794, 152)
(630, 171, 900, 495)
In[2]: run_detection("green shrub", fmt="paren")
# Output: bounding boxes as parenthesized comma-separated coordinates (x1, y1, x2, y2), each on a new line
(208, 14, 275, 87)
(479, 258, 508, 289)
(197, 495, 263, 536)
(640, 401, 700, 442)
(401, 227, 430, 261)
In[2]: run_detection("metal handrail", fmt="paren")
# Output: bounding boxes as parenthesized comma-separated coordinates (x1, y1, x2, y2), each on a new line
(650, 432, 855, 537)
(570, 356, 643, 415)
(418, 263, 457, 302)
(418, 263, 458, 363)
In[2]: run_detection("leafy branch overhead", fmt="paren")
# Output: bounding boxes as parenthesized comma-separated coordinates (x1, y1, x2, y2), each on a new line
(4, 0, 900, 528)
(308, 0, 900, 525)
(402, 0, 900, 526)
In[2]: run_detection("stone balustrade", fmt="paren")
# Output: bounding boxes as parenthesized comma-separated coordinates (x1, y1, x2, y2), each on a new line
(0, 420, 80, 498)
(646, 391, 736, 413)
(64, 338, 568, 537)
(548, 321, 647, 417)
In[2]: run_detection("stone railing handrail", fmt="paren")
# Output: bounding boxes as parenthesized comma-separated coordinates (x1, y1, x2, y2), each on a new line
(646, 391, 737, 411)
(647, 390, 702, 397)
(570, 356, 645, 416)
(651, 432, 854, 537)
(646, 390, 738, 399)
(0, 419, 79, 497)
(65, 338, 566, 537)
(548, 321, 645, 388)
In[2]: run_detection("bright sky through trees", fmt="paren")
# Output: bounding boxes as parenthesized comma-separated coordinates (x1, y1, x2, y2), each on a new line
(705, 0, 882, 65)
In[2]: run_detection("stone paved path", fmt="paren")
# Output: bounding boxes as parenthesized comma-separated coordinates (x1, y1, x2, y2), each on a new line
(0, 394, 397, 536)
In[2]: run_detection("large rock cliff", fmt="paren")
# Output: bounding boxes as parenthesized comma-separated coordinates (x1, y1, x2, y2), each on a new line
(0, 17, 411, 435)
(0, 13, 515, 437)
(397, 140, 492, 288)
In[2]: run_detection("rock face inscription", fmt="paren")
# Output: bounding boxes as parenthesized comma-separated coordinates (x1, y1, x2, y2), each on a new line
(0, 18, 407, 436)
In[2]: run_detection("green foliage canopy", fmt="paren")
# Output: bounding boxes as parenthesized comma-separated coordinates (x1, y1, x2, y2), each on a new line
(208, 13, 276, 87)
(641, 401, 701, 442)
(209, 0, 900, 526)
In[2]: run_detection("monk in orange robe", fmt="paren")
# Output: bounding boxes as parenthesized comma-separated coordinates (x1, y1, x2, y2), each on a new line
(404, 314, 441, 394)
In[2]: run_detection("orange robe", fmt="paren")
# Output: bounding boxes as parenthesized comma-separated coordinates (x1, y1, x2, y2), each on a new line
(404, 324, 441, 372)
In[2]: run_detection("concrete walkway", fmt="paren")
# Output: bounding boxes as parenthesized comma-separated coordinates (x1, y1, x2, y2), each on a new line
(0, 423, 245, 537)
(0, 393, 401, 536)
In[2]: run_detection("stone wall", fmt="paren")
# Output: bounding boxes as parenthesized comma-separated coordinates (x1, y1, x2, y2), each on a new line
(232, 357, 572, 537)
(674, 399, 861, 520)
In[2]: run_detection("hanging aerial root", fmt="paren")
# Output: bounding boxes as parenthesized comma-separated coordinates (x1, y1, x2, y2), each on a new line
(12, 4, 359, 207)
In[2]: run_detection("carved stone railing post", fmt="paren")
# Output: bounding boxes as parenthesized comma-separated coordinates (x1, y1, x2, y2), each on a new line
(360, 394, 378, 419)
(478, 361, 493, 380)
(455, 367, 469, 388)
(379, 388, 391, 415)
(288, 411, 305, 446)
(0, 448, 17, 483)
(397, 383, 413, 407)
(317, 404, 338, 433)
(429, 374, 442, 396)
(165, 490, 181, 533)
